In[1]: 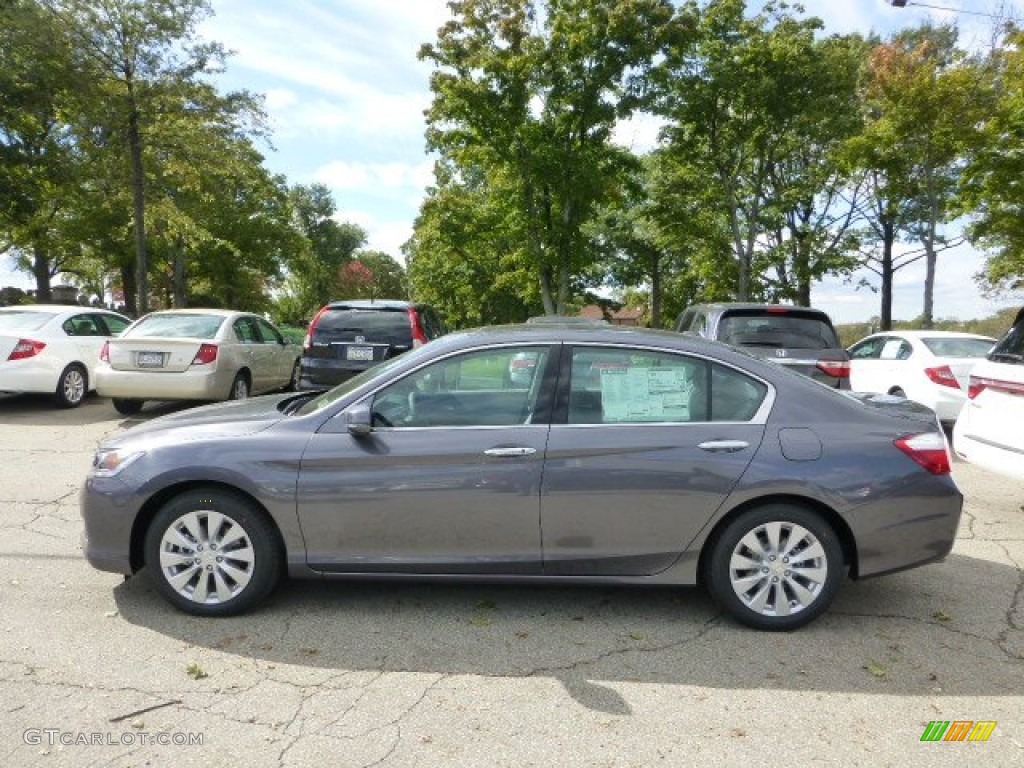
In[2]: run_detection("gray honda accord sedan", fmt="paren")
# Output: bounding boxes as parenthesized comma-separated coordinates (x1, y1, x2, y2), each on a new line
(81, 323, 962, 630)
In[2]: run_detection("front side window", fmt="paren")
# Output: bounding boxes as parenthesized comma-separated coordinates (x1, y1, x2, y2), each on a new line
(848, 337, 886, 360)
(567, 347, 768, 424)
(63, 314, 104, 336)
(370, 346, 552, 428)
(100, 314, 131, 336)
(256, 318, 284, 345)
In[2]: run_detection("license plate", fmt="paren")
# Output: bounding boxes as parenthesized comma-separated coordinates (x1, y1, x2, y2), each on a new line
(346, 346, 374, 361)
(136, 351, 164, 368)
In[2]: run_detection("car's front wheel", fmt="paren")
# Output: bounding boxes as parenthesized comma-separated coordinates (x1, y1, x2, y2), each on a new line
(705, 504, 844, 631)
(144, 488, 282, 616)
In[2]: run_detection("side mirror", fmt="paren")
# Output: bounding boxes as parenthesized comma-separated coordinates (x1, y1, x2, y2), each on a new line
(345, 402, 373, 436)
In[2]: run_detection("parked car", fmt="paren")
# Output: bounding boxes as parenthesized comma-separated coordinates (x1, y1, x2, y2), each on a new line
(953, 307, 1024, 481)
(675, 303, 850, 388)
(82, 322, 961, 630)
(0, 304, 132, 407)
(297, 299, 446, 389)
(94, 309, 299, 415)
(847, 331, 995, 425)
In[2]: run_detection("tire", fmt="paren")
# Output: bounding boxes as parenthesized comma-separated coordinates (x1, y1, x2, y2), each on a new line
(229, 372, 250, 400)
(143, 488, 282, 617)
(705, 504, 844, 631)
(112, 398, 144, 416)
(55, 364, 87, 408)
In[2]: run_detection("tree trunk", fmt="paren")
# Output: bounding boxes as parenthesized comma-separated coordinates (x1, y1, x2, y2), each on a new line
(120, 264, 136, 318)
(539, 266, 556, 315)
(922, 246, 936, 330)
(127, 88, 148, 316)
(650, 249, 662, 328)
(32, 249, 52, 303)
(880, 221, 894, 331)
(173, 237, 186, 308)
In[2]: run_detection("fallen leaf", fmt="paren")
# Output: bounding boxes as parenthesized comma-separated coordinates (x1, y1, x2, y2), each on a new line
(186, 662, 208, 680)
(932, 611, 951, 622)
(864, 661, 887, 679)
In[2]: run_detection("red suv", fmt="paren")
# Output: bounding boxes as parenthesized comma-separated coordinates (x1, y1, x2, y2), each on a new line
(297, 300, 446, 389)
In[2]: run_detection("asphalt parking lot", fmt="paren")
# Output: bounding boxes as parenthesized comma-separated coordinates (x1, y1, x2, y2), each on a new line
(0, 393, 1021, 767)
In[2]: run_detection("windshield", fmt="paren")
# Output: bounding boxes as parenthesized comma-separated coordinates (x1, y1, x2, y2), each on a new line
(127, 313, 225, 339)
(295, 352, 416, 416)
(0, 310, 56, 332)
(921, 337, 994, 358)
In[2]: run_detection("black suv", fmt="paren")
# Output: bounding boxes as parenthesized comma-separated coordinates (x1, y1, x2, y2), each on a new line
(297, 300, 446, 389)
(675, 303, 850, 389)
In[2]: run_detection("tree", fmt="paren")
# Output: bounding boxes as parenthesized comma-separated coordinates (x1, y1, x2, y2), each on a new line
(40, 0, 247, 315)
(344, 251, 408, 300)
(418, 0, 680, 314)
(963, 28, 1024, 293)
(0, 0, 85, 301)
(850, 24, 990, 327)
(655, 0, 863, 304)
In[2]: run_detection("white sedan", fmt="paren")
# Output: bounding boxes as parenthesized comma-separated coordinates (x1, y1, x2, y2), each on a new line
(95, 309, 300, 415)
(953, 308, 1024, 481)
(847, 330, 995, 424)
(0, 304, 132, 407)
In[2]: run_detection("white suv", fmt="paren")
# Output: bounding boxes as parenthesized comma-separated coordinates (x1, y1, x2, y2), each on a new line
(953, 308, 1024, 480)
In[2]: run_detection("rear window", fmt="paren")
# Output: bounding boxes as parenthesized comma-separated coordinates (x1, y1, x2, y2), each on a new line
(718, 311, 839, 350)
(920, 337, 993, 358)
(315, 309, 411, 338)
(0, 310, 56, 332)
(126, 313, 224, 339)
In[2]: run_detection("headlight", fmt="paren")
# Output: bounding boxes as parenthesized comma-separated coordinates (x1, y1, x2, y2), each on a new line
(91, 449, 145, 477)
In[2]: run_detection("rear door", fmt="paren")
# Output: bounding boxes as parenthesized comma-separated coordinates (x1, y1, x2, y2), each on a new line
(539, 345, 770, 577)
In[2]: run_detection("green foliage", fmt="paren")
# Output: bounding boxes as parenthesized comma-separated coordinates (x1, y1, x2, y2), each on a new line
(418, 0, 679, 316)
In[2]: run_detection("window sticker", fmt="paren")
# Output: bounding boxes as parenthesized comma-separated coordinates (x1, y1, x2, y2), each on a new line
(599, 366, 691, 423)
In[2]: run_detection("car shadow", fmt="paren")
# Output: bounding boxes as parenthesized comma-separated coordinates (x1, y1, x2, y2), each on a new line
(113, 552, 1023, 712)
(0, 393, 198, 426)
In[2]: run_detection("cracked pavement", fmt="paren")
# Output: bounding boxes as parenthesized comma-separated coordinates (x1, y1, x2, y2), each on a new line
(0, 394, 1022, 766)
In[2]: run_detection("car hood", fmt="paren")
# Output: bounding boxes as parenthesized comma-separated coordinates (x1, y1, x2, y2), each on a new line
(102, 393, 293, 449)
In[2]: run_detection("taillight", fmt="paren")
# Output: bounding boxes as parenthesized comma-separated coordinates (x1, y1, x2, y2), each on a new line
(409, 308, 428, 347)
(304, 306, 329, 350)
(191, 344, 218, 365)
(924, 365, 959, 389)
(7, 339, 46, 361)
(968, 374, 1024, 400)
(894, 432, 951, 475)
(100, 341, 110, 362)
(816, 359, 850, 378)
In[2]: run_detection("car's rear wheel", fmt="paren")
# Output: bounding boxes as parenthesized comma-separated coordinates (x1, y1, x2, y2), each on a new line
(55, 364, 87, 408)
(112, 398, 144, 416)
(229, 372, 250, 400)
(144, 488, 282, 616)
(705, 504, 844, 631)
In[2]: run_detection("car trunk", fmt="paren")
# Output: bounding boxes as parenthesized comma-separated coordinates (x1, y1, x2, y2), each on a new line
(106, 337, 209, 373)
(306, 309, 412, 364)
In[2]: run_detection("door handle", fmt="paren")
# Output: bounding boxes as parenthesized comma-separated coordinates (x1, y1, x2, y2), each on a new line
(697, 440, 749, 453)
(483, 447, 537, 457)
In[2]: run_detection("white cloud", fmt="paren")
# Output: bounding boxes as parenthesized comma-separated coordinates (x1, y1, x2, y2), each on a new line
(612, 113, 667, 153)
(312, 159, 433, 194)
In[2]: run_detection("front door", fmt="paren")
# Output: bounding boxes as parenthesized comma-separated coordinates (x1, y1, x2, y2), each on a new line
(296, 344, 558, 574)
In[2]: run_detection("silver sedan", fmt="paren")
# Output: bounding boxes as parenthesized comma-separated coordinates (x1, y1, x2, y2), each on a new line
(95, 309, 300, 415)
(82, 323, 962, 630)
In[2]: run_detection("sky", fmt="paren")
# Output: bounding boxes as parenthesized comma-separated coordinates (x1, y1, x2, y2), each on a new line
(3, 0, 1022, 324)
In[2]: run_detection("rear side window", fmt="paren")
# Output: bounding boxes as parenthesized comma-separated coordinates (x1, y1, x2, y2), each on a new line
(718, 311, 839, 350)
(566, 347, 768, 424)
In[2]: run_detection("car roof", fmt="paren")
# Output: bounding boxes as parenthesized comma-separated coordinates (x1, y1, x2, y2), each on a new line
(0, 304, 125, 317)
(142, 308, 248, 318)
(324, 299, 416, 310)
(435, 321, 721, 351)
(861, 330, 996, 341)
(686, 302, 833, 317)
